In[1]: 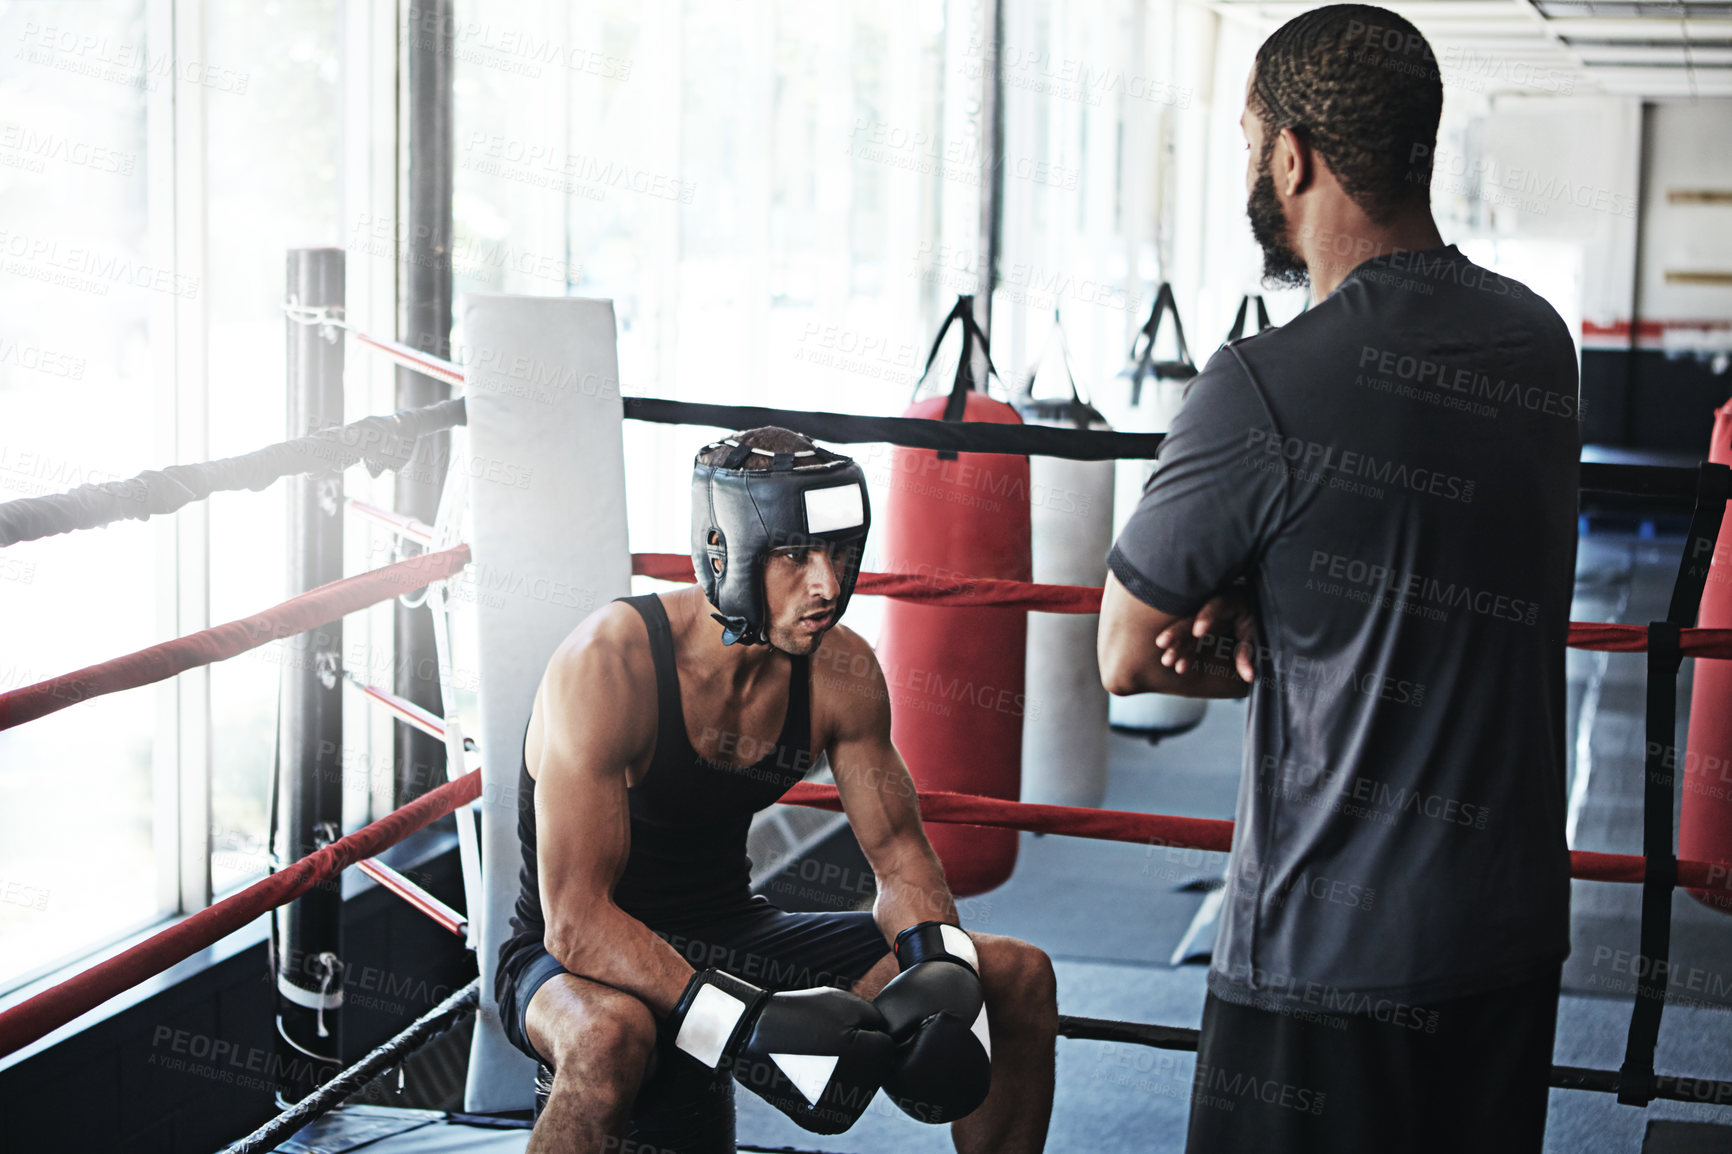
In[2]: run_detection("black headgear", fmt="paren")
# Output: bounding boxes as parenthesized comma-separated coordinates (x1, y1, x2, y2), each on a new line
(691, 439, 872, 646)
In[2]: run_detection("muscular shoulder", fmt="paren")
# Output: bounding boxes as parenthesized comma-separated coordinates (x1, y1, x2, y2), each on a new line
(809, 624, 891, 745)
(535, 600, 658, 766)
(548, 600, 653, 684)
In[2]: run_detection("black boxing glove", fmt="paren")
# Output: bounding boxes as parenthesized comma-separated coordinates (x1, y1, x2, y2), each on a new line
(665, 969, 895, 1134)
(873, 921, 992, 1124)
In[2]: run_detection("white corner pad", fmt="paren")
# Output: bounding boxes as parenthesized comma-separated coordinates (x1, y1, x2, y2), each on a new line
(460, 295, 633, 1113)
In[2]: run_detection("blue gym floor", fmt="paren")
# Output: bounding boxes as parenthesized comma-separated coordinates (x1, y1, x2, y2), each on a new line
(267, 529, 1732, 1153)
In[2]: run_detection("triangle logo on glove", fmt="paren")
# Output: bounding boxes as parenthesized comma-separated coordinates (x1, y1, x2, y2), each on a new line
(770, 1052, 839, 1107)
(970, 1006, 992, 1059)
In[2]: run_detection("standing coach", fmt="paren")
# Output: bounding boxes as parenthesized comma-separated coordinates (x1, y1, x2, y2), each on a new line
(1098, 6, 1580, 1152)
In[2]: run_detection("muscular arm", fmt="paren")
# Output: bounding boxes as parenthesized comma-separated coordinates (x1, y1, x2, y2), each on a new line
(1098, 573, 1253, 699)
(533, 605, 695, 1015)
(815, 629, 958, 938)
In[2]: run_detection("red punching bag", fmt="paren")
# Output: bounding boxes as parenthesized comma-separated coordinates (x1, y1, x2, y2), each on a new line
(878, 296, 1030, 896)
(1683, 399, 1732, 912)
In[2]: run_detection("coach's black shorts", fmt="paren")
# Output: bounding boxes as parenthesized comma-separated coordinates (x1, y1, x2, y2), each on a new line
(1185, 964, 1562, 1154)
(496, 898, 890, 1150)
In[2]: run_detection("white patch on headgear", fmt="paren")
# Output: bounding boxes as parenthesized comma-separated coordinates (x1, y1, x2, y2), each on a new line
(804, 483, 865, 533)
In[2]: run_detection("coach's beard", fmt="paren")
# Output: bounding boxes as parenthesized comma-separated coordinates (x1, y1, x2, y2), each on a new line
(1248, 154, 1308, 290)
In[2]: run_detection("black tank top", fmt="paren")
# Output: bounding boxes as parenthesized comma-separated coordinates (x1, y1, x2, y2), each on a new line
(510, 594, 815, 940)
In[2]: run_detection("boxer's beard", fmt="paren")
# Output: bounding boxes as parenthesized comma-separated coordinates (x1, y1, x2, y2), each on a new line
(1247, 140, 1308, 289)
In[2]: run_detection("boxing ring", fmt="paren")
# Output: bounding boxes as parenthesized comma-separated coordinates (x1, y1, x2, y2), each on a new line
(1, 291, 1730, 1151)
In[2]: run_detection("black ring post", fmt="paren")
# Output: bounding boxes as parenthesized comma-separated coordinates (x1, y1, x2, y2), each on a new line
(275, 248, 349, 1101)
(1615, 461, 1729, 1105)
(394, 0, 456, 807)
(1619, 619, 1683, 1106)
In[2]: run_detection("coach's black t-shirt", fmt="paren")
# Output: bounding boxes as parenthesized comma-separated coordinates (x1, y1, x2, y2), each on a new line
(1109, 246, 1580, 1010)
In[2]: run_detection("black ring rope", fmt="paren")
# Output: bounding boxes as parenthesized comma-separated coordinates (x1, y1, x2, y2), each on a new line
(1058, 1013, 1200, 1049)
(1056, 1015, 1732, 1106)
(217, 993, 1732, 1153)
(0, 398, 467, 548)
(621, 398, 1703, 498)
(221, 979, 478, 1154)
(1580, 462, 1707, 502)
(621, 396, 1162, 460)
(0, 394, 1703, 550)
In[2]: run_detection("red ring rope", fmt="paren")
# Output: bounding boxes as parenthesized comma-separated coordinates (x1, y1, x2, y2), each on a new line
(3, 772, 1723, 1061)
(633, 550, 1104, 614)
(2, 545, 1720, 742)
(0, 545, 471, 732)
(631, 553, 1732, 658)
(774, 783, 1731, 889)
(0, 769, 482, 1059)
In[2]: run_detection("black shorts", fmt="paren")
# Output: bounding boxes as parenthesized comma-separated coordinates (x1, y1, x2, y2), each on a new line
(496, 897, 890, 1150)
(1185, 965, 1562, 1154)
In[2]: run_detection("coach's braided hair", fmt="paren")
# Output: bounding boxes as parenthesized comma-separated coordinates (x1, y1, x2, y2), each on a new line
(1250, 4, 1443, 224)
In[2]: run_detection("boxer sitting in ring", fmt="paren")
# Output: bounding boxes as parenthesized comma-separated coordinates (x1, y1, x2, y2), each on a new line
(496, 426, 1058, 1153)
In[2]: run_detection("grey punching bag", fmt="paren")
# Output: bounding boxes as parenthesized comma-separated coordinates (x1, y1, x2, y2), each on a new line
(1098, 283, 1207, 739)
(1015, 316, 1114, 806)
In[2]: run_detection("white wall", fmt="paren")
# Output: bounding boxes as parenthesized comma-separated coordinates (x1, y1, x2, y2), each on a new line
(1451, 95, 1732, 363)
(1465, 95, 1641, 334)
(1636, 99, 1732, 361)
(1170, 8, 1302, 355)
